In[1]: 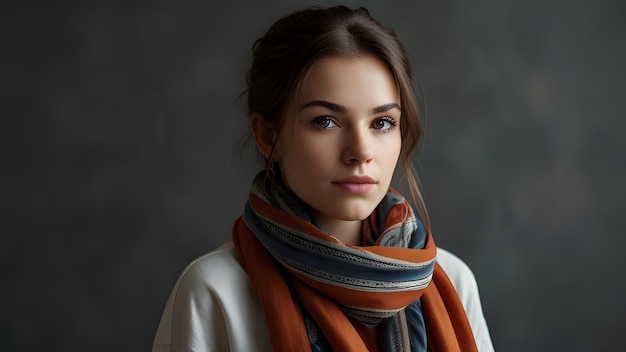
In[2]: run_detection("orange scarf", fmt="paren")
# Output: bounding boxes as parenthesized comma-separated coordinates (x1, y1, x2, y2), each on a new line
(232, 177, 477, 351)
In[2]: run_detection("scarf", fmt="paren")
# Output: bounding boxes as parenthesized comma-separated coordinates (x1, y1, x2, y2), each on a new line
(232, 174, 478, 351)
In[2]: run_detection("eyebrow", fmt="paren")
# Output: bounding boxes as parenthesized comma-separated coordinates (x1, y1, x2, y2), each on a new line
(300, 100, 401, 114)
(372, 103, 402, 114)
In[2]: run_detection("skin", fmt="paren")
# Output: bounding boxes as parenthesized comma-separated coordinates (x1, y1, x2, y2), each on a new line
(252, 56, 402, 245)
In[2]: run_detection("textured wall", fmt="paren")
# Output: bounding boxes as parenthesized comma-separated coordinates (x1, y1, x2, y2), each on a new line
(2, 0, 625, 351)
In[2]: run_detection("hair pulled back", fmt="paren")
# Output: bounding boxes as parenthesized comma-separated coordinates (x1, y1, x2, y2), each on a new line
(245, 6, 430, 230)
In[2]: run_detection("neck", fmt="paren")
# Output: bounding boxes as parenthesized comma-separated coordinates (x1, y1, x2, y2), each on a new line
(316, 216, 363, 245)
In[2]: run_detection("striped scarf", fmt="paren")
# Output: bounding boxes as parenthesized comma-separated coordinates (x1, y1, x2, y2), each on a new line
(232, 174, 477, 351)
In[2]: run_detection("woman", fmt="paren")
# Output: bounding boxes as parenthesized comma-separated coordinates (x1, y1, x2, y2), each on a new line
(153, 6, 494, 352)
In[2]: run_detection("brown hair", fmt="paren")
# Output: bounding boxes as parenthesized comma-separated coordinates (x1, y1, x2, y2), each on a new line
(244, 6, 430, 230)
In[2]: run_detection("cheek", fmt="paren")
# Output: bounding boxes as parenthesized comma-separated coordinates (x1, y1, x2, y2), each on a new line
(377, 137, 402, 169)
(282, 141, 330, 175)
(392, 141, 402, 165)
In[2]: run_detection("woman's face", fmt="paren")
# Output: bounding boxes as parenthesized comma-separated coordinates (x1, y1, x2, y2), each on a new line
(276, 56, 402, 236)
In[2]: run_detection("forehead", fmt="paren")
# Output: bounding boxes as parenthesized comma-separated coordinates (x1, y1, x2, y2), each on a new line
(295, 56, 400, 109)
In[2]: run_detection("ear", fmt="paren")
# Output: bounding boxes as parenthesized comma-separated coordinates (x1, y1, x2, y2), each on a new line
(250, 113, 278, 161)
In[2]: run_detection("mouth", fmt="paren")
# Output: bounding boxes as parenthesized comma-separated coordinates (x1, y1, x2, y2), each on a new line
(332, 175, 377, 194)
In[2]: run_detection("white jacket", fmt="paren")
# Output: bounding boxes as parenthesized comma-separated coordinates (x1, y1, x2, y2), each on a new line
(153, 242, 495, 351)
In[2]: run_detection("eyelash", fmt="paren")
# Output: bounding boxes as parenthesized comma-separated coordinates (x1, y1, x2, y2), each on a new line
(311, 116, 398, 132)
(372, 117, 398, 133)
(312, 116, 337, 129)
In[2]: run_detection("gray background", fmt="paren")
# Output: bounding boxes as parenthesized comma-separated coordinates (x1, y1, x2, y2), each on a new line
(2, 0, 625, 351)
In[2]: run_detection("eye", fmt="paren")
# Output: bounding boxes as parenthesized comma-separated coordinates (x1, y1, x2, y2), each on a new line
(312, 116, 338, 129)
(372, 117, 397, 132)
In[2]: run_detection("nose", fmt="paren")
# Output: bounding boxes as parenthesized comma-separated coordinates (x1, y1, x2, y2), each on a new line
(342, 127, 374, 165)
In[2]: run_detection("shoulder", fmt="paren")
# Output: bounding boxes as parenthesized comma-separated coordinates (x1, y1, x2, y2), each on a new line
(153, 242, 270, 352)
(436, 247, 495, 352)
(436, 247, 478, 300)
(175, 242, 245, 289)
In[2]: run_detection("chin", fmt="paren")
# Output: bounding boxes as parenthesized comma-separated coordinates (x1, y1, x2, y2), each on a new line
(335, 203, 379, 221)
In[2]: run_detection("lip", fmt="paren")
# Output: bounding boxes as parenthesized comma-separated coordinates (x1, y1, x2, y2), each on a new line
(335, 175, 376, 184)
(332, 175, 376, 194)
